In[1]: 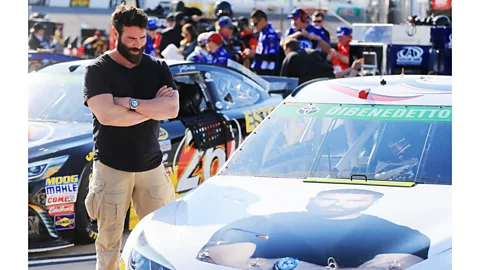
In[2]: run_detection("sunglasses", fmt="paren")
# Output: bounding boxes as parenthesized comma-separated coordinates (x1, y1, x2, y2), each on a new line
(313, 20, 323, 23)
(251, 21, 259, 27)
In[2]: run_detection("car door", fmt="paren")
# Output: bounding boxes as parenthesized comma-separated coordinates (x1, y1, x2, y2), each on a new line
(156, 67, 231, 194)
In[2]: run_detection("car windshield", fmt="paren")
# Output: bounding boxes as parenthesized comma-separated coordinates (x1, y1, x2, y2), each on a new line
(222, 103, 452, 185)
(28, 68, 92, 123)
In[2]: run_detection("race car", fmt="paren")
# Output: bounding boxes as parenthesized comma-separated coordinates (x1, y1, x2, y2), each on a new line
(120, 75, 452, 270)
(28, 58, 297, 252)
(28, 49, 81, 72)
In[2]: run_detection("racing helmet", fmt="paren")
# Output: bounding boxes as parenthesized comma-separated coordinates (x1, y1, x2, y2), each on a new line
(214, 0, 233, 18)
(288, 8, 309, 23)
(432, 15, 451, 26)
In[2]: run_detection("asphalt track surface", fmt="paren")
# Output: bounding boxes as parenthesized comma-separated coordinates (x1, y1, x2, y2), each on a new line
(28, 232, 130, 269)
(27, 5, 364, 268)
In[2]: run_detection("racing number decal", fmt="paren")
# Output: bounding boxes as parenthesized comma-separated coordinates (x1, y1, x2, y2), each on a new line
(203, 147, 226, 179)
(173, 130, 236, 193)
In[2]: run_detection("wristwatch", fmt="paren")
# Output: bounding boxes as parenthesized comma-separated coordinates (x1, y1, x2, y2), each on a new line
(129, 98, 139, 111)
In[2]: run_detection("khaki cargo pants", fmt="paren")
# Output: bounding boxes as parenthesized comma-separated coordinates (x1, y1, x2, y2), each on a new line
(85, 161, 175, 270)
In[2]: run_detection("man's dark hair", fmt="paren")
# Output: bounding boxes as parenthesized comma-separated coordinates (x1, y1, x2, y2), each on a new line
(111, 3, 149, 34)
(250, 9, 268, 21)
(285, 38, 300, 51)
(312, 10, 325, 19)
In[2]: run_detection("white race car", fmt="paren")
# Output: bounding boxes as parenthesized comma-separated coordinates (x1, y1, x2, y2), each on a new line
(120, 75, 452, 270)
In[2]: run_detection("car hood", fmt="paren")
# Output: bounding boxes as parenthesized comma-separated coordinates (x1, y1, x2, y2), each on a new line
(28, 121, 91, 155)
(137, 176, 451, 270)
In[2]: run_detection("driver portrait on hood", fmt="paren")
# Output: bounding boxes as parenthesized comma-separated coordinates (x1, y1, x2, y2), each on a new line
(197, 189, 431, 270)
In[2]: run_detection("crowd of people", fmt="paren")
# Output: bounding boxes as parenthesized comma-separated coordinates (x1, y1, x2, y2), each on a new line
(28, 21, 109, 58)
(28, 1, 365, 81)
(141, 3, 364, 81)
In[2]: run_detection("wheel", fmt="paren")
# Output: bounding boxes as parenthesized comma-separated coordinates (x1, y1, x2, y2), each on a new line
(73, 161, 97, 244)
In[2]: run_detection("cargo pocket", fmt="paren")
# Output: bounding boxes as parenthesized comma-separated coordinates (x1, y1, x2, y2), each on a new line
(85, 179, 105, 220)
(149, 182, 175, 208)
(103, 190, 127, 221)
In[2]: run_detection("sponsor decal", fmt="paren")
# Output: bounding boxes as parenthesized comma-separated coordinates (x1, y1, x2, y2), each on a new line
(45, 183, 78, 195)
(274, 257, 299, 270)
(396, 46, 424, 66)
(48, 204, 75, 216)
(159, 140, 172, 152)
(243, 106, 276, 133)
(158, 127, 169, 140)
(204, 72, 214, 82)
(46, 194, 77, 206)
(55, 214, 75, 230)
(45, 175, 79, 186)
(277, 104, 451, 121)
(70, 0, 89, 7)
(178, 65, 196, 73)
(297, 106, 319, 115)
(86, 151, 93, 161)
(33, 190, 46, 205)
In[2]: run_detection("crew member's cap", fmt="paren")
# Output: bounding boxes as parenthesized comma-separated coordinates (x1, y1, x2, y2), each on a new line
(197, 32, 210, 46)
(32, 22, 46, 32)
(206, 32, 223, 45)
(147, 19, 158, 30)
(236, 16, 249, 28)
(166, 12, 174, 21)
(287, 8, 308, 20)
(217, 16, 235, 29)
(336, 25, 352, 36)
(174, 12, 187, 22)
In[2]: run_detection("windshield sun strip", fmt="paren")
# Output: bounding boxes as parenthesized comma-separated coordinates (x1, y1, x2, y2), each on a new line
(304, 178, 416, 187)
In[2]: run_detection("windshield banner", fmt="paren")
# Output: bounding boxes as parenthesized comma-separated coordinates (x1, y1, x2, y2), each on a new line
(277, 104, 451, 121)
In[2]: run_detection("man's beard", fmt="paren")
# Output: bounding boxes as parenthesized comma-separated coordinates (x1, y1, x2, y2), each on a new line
(117, 39, 145, 65)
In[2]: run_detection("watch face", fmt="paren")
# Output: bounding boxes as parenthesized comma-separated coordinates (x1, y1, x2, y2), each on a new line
(130, 99, 139, 108)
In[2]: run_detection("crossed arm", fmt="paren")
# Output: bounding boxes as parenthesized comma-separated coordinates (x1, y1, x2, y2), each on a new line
(87, 86, 179, 127)
(283, 31, 332, 53)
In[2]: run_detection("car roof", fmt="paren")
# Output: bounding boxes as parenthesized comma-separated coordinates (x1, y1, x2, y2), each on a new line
(46, 58, 189, 69)
(286, 75, 452, 106)
(33, 58, 190, 74)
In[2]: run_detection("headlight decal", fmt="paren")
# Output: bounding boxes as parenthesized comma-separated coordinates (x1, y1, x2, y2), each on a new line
(128, 231, 176, 270)
(28, 155, 69, 182)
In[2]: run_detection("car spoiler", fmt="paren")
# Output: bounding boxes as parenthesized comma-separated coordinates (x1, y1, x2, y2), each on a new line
(260, 76, 299, 98)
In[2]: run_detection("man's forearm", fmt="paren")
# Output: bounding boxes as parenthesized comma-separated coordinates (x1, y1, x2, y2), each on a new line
(337, 53, 349, 65)
(317, 39, 332, 53)
(101, 104, 150, 127)
(136, 93, 179, 120)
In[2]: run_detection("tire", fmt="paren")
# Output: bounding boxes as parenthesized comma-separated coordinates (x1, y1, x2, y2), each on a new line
(73, 161, 97, 244)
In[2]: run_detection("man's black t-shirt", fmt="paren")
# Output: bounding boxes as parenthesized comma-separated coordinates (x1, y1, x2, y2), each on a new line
(203, 212, 431, 268)
(280, 48, 335, 85)
(83, 53, 176, 172)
